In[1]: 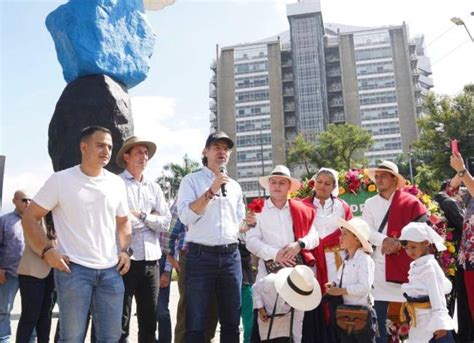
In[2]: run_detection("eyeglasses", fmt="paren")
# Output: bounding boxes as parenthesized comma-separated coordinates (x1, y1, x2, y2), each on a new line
(21, 198, 32, 204)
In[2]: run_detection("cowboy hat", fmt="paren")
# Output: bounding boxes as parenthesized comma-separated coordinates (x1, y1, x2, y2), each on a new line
(367, 160, 405, 189)
(399, 222, 446, 252)
(274, 265, 322, 311)
(313, 167, 339, 197)
(336, 217, 373, 254)
(259, 165, 301, 193)
(116, 136, 157, 169)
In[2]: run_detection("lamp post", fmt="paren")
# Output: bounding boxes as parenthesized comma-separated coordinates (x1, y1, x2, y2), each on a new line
(451, 16, 474, 42)
(408, 146, 414, 185)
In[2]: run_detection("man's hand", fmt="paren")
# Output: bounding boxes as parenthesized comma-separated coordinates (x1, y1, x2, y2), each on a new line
(326, 286, 347, 296)
(130, 210, 141, 219)
(450, 153, 465, 172)
(44, 248, 71, 273)
(0, 269, 6, 284)
(382, 237, 402, 255)
(166, 255, 180, 272)
(117, 252, 131, 275)
(275, 248, 297, 267)
(283, 241, 301, 260)
(243, 211, 257, 230)
(434, 329, 447, 340)
(258, 308, 269, 322)
(324, 282, 335, 293)
(160, 272, 171, 288)
(209, 174, 230, 195)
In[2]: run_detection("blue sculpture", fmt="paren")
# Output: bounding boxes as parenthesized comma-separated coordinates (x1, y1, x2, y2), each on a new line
(46, 0, 156, 88)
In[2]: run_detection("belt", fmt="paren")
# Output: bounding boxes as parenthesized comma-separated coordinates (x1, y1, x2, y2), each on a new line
(188, 242, 238, 254)
(324, 245, 343, 270)
(400, 300, 431, 327)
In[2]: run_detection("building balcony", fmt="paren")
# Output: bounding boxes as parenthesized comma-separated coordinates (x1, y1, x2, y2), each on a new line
(209, 100, 217, 111)
(326, 55, 340, 63)
(327, 69, 341, 77)
(210, 60, 217, 70)
(329, 99, 343, 107)
(283, 88, 295, 97)
(285, 119, 296, 127)
(210, 74, 217, 84)
(331, 112, 345, 123)
(328, 83, 342, 92)
(282, 73, 294, 82)
(281, 59, 292, 67)
(284, 103, 295, 112)
(209, 88, 217, 98)
(281, 42, 292, 51)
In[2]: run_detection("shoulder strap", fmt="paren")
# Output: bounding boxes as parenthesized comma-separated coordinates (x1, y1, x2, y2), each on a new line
(267, 293, 279, 341)
(289, 307, 295, 342)
(378, 207, 390, 233)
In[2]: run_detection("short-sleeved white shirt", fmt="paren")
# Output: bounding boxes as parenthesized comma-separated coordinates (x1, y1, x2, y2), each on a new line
(34, 165, 129, 269)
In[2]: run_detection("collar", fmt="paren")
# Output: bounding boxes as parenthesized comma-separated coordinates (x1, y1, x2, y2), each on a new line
(266, 198, 289, 210)
(377, 191, 395, 203)
(412, 254, 435, 266)
(347, 247, 365, 261)
(202, 166, 216, 179)
(313, 197, 333, 210)
(123, 169, 149, 185)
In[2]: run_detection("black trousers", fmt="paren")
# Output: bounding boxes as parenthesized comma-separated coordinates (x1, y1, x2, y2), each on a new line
(120, 260, 159, 343)
(16, 271, 55, 343)
(455, 267, 474, 342)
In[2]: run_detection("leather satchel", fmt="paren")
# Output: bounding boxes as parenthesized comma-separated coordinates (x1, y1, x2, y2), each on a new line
(335, 305, 369, 335)
(264, 254, 304, 274)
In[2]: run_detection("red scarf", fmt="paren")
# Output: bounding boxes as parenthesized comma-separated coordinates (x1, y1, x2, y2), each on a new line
(385, 190, 427, 283)
(288, 198, 317, 267)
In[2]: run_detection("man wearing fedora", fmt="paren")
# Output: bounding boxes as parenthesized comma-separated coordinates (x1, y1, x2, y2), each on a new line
(116, 136, 171, 342)
(362, 161, 427, 342)
(177, 131, 246, 343)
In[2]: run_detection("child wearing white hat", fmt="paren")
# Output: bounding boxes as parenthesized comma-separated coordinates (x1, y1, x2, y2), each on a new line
(252, 265, 321, 342)
(325, 217, 377, 342)
(399, 222, 455, 342)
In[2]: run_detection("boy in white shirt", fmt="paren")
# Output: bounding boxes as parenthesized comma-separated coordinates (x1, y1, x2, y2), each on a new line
(399, 222, 455, 342)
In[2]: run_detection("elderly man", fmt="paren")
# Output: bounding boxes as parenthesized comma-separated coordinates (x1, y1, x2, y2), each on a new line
(177, 131, 245, 343)
(116, 136, 171, 343)
(362, 161, 427, 343)
(0, 190, 30, 342)
(22, 126, 132, 341)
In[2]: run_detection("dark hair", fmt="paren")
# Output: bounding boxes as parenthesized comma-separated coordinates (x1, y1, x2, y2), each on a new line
(80, 126, 111, 142)
(45, 212, 57, 240)
(201, 156, 208, 166)
(439, 179, 451, 192)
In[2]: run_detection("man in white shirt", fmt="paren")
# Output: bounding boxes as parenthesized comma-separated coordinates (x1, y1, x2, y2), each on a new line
(116, 136, 171, 342)
(177, 131, 245, 343)
(362, 161, 426, 343)
(22, 126, 132, 341)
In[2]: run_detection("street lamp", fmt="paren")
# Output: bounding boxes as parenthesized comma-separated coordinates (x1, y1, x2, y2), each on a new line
(451, 16, 474, 42)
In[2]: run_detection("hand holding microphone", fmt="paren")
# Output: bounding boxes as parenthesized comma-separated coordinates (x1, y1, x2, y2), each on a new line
(219, 165, 228, 197)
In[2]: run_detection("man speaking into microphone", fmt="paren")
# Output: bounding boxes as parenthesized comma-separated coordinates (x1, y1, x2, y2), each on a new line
(177, 131, 246, 343)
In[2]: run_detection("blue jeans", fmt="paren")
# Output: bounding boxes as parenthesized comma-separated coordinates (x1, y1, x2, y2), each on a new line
(54, 262, 124, 342)
(157, 255, 171, 343)
(429, 330, 454, 342)
(0, 273, 19, 343)
(185, 244, 242, 343)
(374, 301, 388, 343)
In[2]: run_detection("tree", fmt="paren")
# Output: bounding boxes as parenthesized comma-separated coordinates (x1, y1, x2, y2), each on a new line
(160, 154, 200, 200)
(287, 133, 319, 176)
(413, 84, 474, 181)
(316, 124, 373, 170)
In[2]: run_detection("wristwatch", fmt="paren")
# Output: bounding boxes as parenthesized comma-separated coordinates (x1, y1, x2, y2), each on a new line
(121, 247, 134, 257)
(457, 169, 467, 177)
(139, 211, 147, 221)
(298, 239, 306, 249)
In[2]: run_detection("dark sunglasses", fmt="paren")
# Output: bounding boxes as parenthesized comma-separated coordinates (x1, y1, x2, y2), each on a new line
(21, 198, 32, 204)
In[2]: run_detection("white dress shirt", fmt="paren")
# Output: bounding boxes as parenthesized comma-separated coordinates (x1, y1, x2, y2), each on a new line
(177, 167, 245, 246)
(313, 197, 346, 282)
(120, 170, 171, 261)
(362, 192, 405, 302)
(402, 254, 455, 342)
(246, 198, 319, 281)
(332, 248, 375, 307)
(252, 273, 304, 342)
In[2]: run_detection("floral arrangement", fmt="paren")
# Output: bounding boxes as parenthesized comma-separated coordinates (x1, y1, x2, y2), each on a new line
(386, 319, 410, 342)
(338, 169, 377, 195)
(247, 198, 264, 213)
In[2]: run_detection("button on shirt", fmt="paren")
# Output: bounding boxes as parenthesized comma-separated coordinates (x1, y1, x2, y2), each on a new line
(177, 167, 245, 246)
(333, 248, 375, 307)
(120, 170, 171, 261)
(0, 211, 25, 276)
(246, 199, 319, 281)
(362, 192, 405, 302)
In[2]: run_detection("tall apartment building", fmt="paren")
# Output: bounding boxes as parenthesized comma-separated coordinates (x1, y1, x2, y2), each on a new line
(210, 0, 433, 197)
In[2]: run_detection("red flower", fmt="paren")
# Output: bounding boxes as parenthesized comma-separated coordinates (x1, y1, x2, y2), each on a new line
(247, 198, 265, 213)
(446, 231, 453, 241)
(398, 323, 410, 337)
(308, 179, 315, 189)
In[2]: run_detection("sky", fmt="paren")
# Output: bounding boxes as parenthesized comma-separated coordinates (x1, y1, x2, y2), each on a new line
(0, 0, 473, 212)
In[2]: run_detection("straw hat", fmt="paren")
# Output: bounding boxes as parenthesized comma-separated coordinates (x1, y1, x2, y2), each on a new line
(116, 136, 157, 169)
(259, 165, 301, 193)
(399, 222, 446, 251)
(274, 265, 322, 311)
(336, 217, 373, 254)
(367, 160, 405, 189)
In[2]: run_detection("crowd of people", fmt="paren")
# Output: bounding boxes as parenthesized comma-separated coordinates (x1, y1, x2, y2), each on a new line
(0, 126, 473, 343)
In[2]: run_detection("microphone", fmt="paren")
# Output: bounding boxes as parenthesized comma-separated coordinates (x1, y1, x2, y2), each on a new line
(219, 165, 227, 197)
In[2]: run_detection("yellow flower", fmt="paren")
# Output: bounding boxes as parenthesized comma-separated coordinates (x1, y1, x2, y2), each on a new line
(422, 194, 431, 204)
(339, 187, 346, 195)
(405, 180, 411, 186)
(448, 245, 455, 254)
(368, 184, 377, 192)
(447, 268, 456, 276)
(363, 169, 369, 176)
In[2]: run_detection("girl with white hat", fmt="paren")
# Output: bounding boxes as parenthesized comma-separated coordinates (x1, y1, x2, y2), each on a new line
(399, 222, 455, 342)
(325, 217, 377, 343)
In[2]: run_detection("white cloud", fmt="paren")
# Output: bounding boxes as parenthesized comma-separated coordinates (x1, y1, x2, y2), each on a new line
(131, 96, 207, 179)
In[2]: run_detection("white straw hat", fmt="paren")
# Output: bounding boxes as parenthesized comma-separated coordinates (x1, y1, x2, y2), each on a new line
(259, 165, 301, 193)
(399, 222, 446, 251)
(367, 160, 405, 189)
(336, 217, 373, 254)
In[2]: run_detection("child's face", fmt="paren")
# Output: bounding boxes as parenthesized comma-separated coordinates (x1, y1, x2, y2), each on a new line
(339, 228, 362, 250)
(403, 240, 430, 260)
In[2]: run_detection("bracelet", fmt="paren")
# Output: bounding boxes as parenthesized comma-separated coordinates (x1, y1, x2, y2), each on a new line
(205, 189, 215, 200)
(40, 245, 54, 260)
(457, 169, 467, 177)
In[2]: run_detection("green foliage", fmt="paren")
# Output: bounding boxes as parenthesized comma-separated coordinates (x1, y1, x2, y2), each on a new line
(160, 154, 200, 200)
(414, 164, 440, 195)
(287, 133, 318, 176)
(413, 85, 474, 181)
